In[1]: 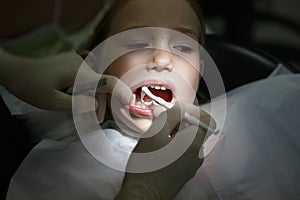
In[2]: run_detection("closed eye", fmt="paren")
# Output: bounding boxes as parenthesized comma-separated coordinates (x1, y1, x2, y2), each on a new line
(173, 45, 193, 53)
(125, 42, 149, 50)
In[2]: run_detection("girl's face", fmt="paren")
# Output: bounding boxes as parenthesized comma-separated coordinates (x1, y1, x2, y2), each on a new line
(104, 0, 202, 133)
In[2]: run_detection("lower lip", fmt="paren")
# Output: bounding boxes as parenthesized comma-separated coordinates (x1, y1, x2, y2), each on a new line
(127, 105, 153, 117)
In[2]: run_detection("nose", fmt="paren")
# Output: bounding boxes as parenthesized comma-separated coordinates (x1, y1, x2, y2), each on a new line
(147, 50, 174, 72)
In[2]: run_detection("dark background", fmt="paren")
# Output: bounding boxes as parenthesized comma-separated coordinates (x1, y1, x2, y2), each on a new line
(201, 0, 300, 69)
(1, 0, 299, 67)
(0, 0, 299, 198)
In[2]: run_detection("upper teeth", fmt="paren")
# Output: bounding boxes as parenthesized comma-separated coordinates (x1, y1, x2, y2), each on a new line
(129, 85, 170, 108)
(142, 86, 173, 109)
(149, 85, 167, 90)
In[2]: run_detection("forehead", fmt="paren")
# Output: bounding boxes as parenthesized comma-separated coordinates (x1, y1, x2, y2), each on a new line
(107, 0, 201, 40)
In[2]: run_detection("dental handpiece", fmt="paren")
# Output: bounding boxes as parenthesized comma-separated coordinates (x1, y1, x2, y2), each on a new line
(142, 86, 218, 134)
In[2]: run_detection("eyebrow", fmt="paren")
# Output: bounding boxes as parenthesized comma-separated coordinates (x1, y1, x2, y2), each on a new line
(122, 25, 148, 31)
(173, 27, 199, 40)
(122, 25, 199, 40)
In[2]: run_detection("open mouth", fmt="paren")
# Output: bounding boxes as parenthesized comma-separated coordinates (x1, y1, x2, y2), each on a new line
(136, 85, 173, 103)
(128, 84, 174, 117)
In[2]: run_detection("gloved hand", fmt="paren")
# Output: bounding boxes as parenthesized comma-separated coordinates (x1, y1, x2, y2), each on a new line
(115, 103, 214, 200)
(0, 48, 82, 112)
(70, 63, 133, 123)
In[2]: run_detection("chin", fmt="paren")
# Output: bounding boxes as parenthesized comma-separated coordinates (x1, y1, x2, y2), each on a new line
(131, 117, 153, 134)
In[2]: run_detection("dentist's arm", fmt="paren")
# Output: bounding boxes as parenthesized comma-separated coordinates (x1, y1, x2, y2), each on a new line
(115, 103, 212, 200)
(0, 48, 133, 116)
(0, 48, 81, 112)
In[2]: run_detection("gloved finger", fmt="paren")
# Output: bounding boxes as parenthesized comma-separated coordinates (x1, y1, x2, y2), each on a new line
(44, 50, 84, 88)
(51, 90, 72, 113)
(73, 95, 99, 114)
(37, 89, 73, 113)
(148, 102, 182, 137)
(134, 103, 183, 153)
(88, 76, 133, 128)
(70, 71, 132, 106)
(95, 92, 107, 124)
(187, 125, 207, 158)
(96, 75, 132, 105)
(69, 62, 102, 94)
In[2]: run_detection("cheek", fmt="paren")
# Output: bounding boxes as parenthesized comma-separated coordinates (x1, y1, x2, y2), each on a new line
(105, 61, 128, 78)
(189, 68, 200, 85)
(105, 59, 131, 78)
(177, 64, 200, 90)
(104, 52, 147, 78)
(174, 55, 201, 90)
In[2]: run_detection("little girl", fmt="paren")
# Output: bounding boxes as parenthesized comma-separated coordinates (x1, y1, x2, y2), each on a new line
(6, 0, 300, 199)
(7, 0, 216, 199)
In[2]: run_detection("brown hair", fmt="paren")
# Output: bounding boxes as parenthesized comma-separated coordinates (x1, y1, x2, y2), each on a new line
(86, 0, 206, 50)
(86, 0, 209, 103)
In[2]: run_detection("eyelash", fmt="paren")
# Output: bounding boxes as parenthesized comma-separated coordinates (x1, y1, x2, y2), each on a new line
(125, 42, 194, 54)
(172, 45, 193, 53)
(125, 42, 149, 50)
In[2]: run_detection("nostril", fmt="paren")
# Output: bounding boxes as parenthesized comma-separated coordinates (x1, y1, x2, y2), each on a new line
(150, 50, 173, 71)
(147, 63, 173, 72)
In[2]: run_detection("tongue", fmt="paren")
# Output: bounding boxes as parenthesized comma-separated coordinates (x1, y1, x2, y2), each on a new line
(135, 87, 172, 102)
(148, 88, 172, 102)
(142, 95, 152, 102)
